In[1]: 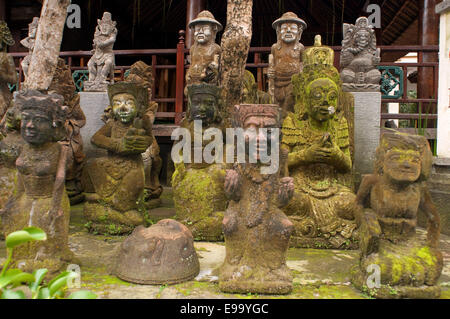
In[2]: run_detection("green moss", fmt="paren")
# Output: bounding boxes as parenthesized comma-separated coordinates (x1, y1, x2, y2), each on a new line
(416, 246, 436, 267)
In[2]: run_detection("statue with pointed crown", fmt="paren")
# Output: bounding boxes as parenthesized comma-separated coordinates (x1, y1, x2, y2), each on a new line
(0, 21, 17, 120)
(1, 90, 74, 274)
(186, 10, 222, 88)
(340, 17, 381, 92)
(281, 35, 358, 249)
(84, 12, 118, 92)
(83, 82, 153, 234)
(20, 17, 39, 80)
(268, 12, 307, 118)
(172, 83, 227, 241)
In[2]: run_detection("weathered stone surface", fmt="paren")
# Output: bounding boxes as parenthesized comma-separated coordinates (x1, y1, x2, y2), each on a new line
(84, 12, 117, 92)
(1, 90, 73, 274)
(20, 17, 39, 80)
(0, 21, 17, 119)
(340, 17, 381, 92)
(352, 91, 381, 176)
(353, 132, 443, 299)
(219, 104, 294, 295)
(115, 219, 200, 285)
(282, 36, 358, 249)
(268, 12, 306, 118)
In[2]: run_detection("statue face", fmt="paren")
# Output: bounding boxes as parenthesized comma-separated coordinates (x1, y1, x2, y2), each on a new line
(383, 149, 421, 183)
(99, 23, 114, 35)
(189, 93, 217, 124)
(355, 29, 370, 48)
(307, 78, 338, 122)
(21, 110, 53, 145)
(243, 115, 277, 163)
(194, 23, 214, 44)
(280, 23, 301, 43)
(112, 93, 137, 124)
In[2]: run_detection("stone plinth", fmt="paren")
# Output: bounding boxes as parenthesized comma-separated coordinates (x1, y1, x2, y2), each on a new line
(351, 91, 381, 176)
(79, 92, 108, 158)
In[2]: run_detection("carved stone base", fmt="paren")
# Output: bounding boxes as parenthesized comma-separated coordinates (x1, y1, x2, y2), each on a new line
(83, 80, 110, 92)
(342, 83, 380, 92)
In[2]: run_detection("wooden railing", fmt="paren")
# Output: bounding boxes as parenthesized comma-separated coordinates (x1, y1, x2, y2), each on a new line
(10, 31, 439, 142)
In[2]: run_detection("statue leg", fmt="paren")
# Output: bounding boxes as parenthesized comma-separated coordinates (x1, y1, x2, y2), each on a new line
(100, 58, 114, 83)
(87, 59, 97, 82)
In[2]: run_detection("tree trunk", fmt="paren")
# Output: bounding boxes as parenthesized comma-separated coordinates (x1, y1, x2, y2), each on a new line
(219, 0, 253, 125)
(24, 0, 70, 91)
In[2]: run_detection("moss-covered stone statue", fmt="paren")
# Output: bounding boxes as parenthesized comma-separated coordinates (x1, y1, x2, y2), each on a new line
(0, 21, 18, 120)
(242, 70, 272, 104)
(281, 36, 358, 249)
(0, 105, 24, 212)
(219, 104, 294, 294)
(83, 82, 153, 234)
(352, 132, 443, 299)
(172, 83, 227, 241)
(0, 90, 73, 274)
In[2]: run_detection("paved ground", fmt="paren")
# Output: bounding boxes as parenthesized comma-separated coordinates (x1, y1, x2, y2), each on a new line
(1, 188, 449, 299)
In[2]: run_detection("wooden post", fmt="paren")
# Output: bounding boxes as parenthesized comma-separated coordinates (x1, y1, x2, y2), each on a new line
(175, 30, 186, 125)
(185, 0, 206, 49)
(24, 0, 71, 91)
(255, 53, 263, 91)
(0, 0, 6, 20)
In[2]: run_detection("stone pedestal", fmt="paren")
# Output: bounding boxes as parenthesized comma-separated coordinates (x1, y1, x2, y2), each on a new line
(79, 92, 109, 158)
(351, 91, 381, 176)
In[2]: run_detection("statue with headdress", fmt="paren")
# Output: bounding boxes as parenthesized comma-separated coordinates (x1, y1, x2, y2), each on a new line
(0, 21, 17, 120)
(352, 132, 443, 298)
(83, 82, 153, 234)
(281, 35, 358, 249)
(186, 11, 222, 88)
(1, 90, 73, 274)
(84, 12, 118, 92)
(340, 17, 381, 92)
(20, 17, 39, 80)
(172, 83, 227, 241)
(268, 12, 307, 118)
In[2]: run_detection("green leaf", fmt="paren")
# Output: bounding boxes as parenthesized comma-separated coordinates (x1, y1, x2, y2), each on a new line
(1, 289, 26, 299)
(0, 270, 35, 289)
(30, 268, 48, 293)
(37, 287, 50, 299)
(48, 271, 78, 297)
(67, 290, 97, 299)
(5, 227, 47, 249)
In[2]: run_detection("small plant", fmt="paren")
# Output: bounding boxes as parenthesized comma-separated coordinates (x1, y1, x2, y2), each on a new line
(0, 227, 96, 299)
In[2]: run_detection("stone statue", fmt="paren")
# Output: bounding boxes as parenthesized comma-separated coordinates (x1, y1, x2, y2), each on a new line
(83, 82, 152, 235)
(84, 12, 117, 92)
(242, 70, 272, 104)
(115, 219, 200, 285)
(352, 132, 443, 299)
(219, 104, 294, 294)
(172, 83, 227, 241)
(49, 58, 86, 205)
(20, 17, 39, 80)
(268, 12, 307, 118)
(0, 21, 17, 120)
(0, 90, 73, 274)
(124, 61, 163, 206)
(186, 11, 222, 88)
(281, 36, 358, 249)
(340, 17, 381, 92)
(0, 105, 24, 211)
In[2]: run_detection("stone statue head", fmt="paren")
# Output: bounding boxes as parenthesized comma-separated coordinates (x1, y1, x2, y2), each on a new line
(189, 11, 222, 45)
(242, 70, 258, 104)
(125, 61, 154, 99)
(272, 12, 306, 47)
(0, 21, 14, 52)
(375, 132, 433, 183)
(306, 78, 338, 123)
(342, 17, 377, 53)
(97, 12, 117, 36)
(4, 105, 21, 132)
(107, 82, 148, 124)
(15, 90, 66, 145)
(186, 83, 222, 125)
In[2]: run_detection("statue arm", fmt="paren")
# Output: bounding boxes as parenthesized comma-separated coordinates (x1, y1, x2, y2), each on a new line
(0, 171, 25, 216)
(332, 145, 352, 173)
(97, 32, 117, 48)
(224, 168, 241, 202)
(91, 121, 120, 152)
(420, 184, 440, 248)
(50, 143, 68, 219)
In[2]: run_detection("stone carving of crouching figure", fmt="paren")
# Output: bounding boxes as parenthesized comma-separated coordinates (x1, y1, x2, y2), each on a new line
(83, 82, 152, 234)
(352, 132, 443, 299)
(219, 104, 295, 295)
(1, 90, 73, 274)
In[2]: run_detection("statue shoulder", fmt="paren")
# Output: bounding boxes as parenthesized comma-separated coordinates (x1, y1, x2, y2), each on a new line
(282, 113, 306, 146)
(332, 116, 350, 148)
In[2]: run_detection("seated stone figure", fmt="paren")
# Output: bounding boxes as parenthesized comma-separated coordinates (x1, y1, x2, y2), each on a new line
(1, 90, 73, 274)
(281, 36, 358, 249)
(83, 82, 152, 235)
(219, 104, 294, 294)
(172, 83, 227, 241)
(0, 105, 24, 210)
(352, 132, 443, 299)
